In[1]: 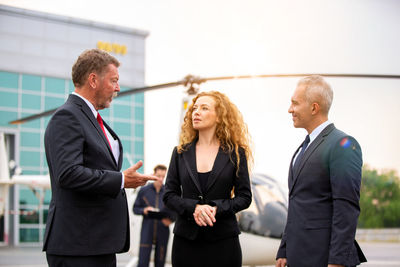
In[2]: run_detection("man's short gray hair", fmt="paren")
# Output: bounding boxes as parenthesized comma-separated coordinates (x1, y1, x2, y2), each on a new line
(298, 75, 333, 115)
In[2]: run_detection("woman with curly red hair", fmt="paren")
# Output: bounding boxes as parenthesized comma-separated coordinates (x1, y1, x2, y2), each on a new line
(163, 91, 253, 267)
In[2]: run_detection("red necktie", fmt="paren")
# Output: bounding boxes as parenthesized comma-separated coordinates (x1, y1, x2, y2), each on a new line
(96, 113, 112, 150)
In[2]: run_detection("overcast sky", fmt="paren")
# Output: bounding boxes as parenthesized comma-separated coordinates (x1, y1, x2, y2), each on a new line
(1, 0, 399, 187)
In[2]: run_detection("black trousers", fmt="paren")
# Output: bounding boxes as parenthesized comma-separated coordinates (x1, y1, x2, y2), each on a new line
(172, 234, 242, 267)
(46, 253, 116, 267)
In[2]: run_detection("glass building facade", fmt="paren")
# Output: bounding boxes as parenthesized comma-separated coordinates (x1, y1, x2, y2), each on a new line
(0, 5, 147, 246)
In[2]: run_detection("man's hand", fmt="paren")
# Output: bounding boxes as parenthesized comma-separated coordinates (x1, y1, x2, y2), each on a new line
(161, 218, 173, 227)
(143, 206, 154, 215)
(276, 258, 287, 267)
(123, 161, 159, 188)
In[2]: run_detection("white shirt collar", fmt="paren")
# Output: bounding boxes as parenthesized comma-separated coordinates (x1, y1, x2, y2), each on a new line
(72, 91, 98, 118)
(309, 120, 332, 145)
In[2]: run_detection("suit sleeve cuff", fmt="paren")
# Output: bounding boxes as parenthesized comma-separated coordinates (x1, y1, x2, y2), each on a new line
(121, 172, 124, 189)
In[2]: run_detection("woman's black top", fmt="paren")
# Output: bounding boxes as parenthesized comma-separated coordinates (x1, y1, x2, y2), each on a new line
(197, 171, 210, 193)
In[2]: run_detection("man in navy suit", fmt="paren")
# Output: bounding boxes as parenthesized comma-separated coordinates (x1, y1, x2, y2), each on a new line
(276, 75, 366, 267)
(43, 49, 157, 267)
(133, 164, 176, 267)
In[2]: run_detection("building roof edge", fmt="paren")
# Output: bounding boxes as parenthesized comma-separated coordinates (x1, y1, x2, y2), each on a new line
(0, 4, 149, 37)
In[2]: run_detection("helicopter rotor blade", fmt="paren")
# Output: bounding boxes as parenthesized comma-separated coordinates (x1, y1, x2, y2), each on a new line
(9, 81, 185, 125)
(204, 73, 400, 81)
(117, 81, 184, 97)
(8, 73, 400, 125)
(9, 108, 58, 125)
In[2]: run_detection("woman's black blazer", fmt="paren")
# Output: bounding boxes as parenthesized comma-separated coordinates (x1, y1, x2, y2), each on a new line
(163, 141, 252, 241)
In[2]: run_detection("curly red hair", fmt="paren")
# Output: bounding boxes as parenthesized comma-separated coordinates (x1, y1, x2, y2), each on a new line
(178, 91, 253, 175)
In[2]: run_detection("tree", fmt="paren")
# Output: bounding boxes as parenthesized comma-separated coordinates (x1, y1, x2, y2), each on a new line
(358, 166, 400, 228)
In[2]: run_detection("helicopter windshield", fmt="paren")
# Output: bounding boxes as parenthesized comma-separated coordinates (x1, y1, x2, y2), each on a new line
(238, 173, 288, 238)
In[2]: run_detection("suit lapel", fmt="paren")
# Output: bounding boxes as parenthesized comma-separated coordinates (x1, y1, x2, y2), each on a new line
(182, 142, 203, 194)
(289, 124, 336, 193)
(205, 147, 230, 192)
(70, 95, 118, 168)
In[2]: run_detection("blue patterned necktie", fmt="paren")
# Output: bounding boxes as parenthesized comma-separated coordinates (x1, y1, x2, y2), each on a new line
(293, 135, 310, 172)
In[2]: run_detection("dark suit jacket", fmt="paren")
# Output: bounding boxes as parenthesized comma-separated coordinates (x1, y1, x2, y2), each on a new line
(277, 123, 367, 267)
(43, 94, 130, 256)
(163, 142, 252, 241)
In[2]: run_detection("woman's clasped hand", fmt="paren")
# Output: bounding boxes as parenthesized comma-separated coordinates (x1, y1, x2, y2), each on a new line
(193, 204, 217, 227)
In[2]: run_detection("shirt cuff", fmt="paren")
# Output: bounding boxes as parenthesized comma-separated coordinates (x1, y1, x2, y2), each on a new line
(121, 172, 125, 189)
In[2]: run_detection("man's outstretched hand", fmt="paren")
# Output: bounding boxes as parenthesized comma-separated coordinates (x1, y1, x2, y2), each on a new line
(123, 161, 159, 188)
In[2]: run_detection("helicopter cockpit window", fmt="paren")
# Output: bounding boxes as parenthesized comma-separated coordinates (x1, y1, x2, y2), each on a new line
(238, 174, 288, 239)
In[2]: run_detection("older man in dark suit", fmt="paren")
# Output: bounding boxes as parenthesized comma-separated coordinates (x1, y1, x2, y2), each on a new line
(276, 75, 367, 267)
(43, 49, 158, 267)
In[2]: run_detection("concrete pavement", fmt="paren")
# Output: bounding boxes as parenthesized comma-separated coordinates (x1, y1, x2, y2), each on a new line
(1, 242, 399, 267)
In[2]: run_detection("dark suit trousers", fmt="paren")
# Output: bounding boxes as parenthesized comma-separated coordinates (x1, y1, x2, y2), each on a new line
(46, 253, 116, 267)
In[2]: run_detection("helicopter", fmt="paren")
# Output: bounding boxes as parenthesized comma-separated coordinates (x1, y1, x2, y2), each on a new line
(3, 72, 400, 266)
(0, 131, 286, 266)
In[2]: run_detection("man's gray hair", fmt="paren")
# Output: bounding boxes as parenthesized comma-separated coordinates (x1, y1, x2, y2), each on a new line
(298, 75, 333, 115)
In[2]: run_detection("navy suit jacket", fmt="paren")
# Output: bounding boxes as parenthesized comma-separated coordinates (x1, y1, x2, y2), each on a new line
(163, 142, 252, 241)
(277, 123, 367, 267)
(43, 94, 130, 255)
